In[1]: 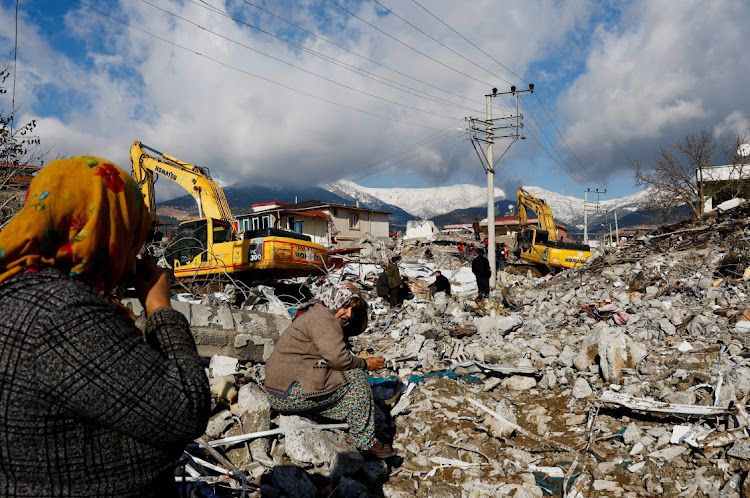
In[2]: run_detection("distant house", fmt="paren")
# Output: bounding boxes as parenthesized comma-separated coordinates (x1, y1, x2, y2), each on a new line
(233, 200, 391, 249)
(0, 161, 40, 189)
(443, 216, 570, 240)
(697, 163, 750, 212)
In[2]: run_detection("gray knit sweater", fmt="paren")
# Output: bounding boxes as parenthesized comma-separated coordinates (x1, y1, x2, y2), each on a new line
(0, 267, 210, 497)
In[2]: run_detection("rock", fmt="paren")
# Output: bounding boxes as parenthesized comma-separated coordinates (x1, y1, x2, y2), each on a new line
(572, 377, 593, 398)
(538, 343, 560, 358)
(623, 422, 643, 445)
(647, 446, 687, 460)
(205, 409, 233, 438)
(236, 382, 271, 462)
(502, 375, 537, 391)
(485, 399, 518, 438)
(557, 345, 576, 368)
(597, 328, 628, 382)
(280, 415, 363, 478)
(727, 440, 750, 461)
(271, 465, 317, 498)
(490, 314, 523, 336)
(209, 355, 238, 377)
(333, 476, 368, 497)
(425, 482, 460, 497)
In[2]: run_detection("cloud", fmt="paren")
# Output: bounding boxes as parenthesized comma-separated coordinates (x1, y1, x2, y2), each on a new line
(557, 0, 750, 180)
(714, 111, 750, 141)
(19, 0, 737, 201)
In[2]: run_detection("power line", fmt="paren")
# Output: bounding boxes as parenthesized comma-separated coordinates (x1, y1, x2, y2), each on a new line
(533, 93, 603, 189)
(404, 0, 604, 189)
(371, 0, 514, 87)
(518, 98, 593, 185)
(70, 0, 449, 130)
(327, 0, 494, 88)
(240, 0, 485, 111)
(408, 0, 527, 86)
(189, 0, 483, 114)
(141, 0, 462, 120)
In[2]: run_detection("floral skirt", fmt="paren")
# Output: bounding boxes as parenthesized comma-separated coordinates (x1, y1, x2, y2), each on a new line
(267, 369, 375, 450)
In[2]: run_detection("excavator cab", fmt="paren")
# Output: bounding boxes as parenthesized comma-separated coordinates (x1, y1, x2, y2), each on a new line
(170, 219, 209, 267)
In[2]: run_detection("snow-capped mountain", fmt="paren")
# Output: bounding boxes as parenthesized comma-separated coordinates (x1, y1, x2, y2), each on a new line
(321, 180, 505, 220)
(522, 186, 653, 229)
(322, 180, 651, 228)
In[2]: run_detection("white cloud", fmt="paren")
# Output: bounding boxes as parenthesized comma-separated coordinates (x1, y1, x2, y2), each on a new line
(557, 0, 750, 179)
(4, 0, 687, 200)
(714, 111, 749, 141)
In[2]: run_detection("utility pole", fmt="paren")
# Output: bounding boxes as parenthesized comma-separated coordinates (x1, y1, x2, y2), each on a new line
(614, 210, 619, 246)
(469, 84, 533, 289)
(583, 188, 606, 245)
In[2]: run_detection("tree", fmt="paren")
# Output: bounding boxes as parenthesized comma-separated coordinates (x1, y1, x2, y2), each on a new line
(629, 130, 716, 219)
(0, 60, 44, 226)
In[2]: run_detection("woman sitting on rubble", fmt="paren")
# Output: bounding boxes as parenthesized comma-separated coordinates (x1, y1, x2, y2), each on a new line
(264, 283, 396, 458)
(0, 156, 210, 496)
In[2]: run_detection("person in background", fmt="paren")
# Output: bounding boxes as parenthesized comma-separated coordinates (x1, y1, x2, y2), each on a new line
(497, 242, 509, 272)
(264, 283, 396, 458)
(386, 255, 402, 308)
(472, 217, 481, 241)
(398, 276, 414, 304)
(0, 156, 210, 496)
(472, 248, 492, 299)
(429, 270, 452, 298)
(376, 266, 390, 300)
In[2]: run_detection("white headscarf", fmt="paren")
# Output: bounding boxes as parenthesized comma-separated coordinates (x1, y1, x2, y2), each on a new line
(317, 283, 358, 311)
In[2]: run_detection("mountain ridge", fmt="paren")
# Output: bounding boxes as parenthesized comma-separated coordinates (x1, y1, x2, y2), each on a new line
(157, 179, 655, 231)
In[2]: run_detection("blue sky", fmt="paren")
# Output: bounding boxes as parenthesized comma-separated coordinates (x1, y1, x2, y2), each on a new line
(1, 0, 748, 203)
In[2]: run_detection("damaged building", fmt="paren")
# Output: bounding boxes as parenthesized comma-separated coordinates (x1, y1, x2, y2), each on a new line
(121, 199, 750, 497)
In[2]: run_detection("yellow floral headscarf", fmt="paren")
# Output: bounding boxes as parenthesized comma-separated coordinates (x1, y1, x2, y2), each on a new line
(0, 155, 150, 293)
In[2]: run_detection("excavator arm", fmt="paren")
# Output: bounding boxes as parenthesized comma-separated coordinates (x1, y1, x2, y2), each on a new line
(130, 140, 236, 236)
(516, 187, 559, 242)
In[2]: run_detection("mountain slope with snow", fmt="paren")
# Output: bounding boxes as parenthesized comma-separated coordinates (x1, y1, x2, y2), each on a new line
(321, 180, 505, 219)
(522, 186, 653, 229)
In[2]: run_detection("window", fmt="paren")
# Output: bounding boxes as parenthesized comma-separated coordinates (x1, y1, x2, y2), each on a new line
(252, 217, 259, 230)
(212, 219, 233, 243)
(261, 215, 271, 229)
(349, 213, 359, 229)
(287, 216, 294, 231)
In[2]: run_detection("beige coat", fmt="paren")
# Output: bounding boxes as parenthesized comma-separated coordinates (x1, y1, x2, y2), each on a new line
(264, 303, 367, 399)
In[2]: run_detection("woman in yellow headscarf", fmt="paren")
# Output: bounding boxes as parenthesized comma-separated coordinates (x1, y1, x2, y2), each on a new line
(0, 156, 210, 497)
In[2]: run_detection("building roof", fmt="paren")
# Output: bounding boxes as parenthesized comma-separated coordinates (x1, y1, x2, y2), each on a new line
(284, 199, 391, 215)
(698, 164, 750, 182)
(285, 210, 328, 218)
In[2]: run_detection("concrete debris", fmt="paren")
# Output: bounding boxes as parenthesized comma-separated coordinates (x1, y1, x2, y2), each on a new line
(141, 199, 750, 496)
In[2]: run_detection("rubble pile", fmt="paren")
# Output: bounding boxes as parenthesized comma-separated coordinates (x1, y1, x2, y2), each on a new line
(185, 202, 750, 497)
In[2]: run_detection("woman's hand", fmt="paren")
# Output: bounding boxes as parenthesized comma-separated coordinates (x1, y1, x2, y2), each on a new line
(365, 356, 386, 371)
(133, 259, 172, 317)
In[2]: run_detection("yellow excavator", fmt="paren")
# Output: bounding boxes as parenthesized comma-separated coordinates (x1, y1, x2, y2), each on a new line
(516, 187, 593, 270)
(130, 141, 328, 282)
